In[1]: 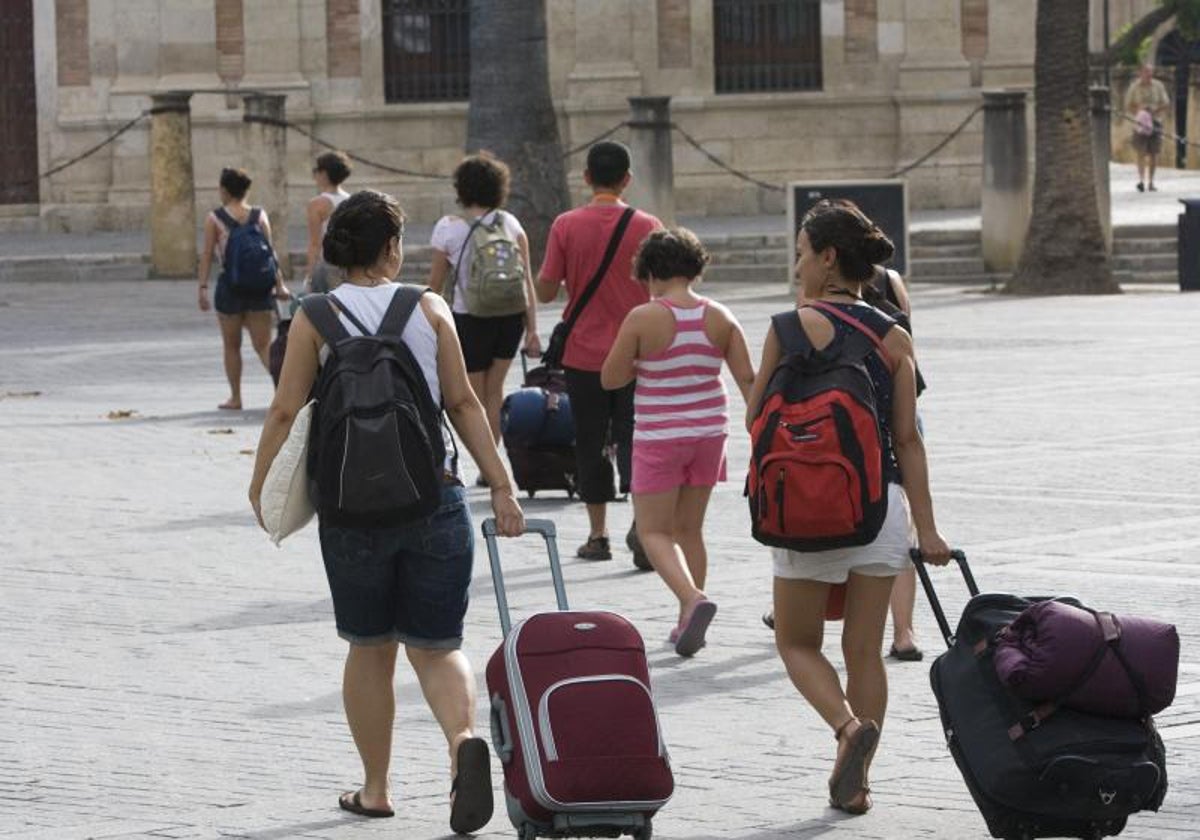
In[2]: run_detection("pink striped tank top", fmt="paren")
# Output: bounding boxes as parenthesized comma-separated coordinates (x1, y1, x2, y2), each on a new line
(634, 298, 727, 443)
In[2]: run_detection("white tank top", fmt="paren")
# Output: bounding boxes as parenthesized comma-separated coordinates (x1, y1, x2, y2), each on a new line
(320, 283, 441, 405)
(319, 191, 349, 240)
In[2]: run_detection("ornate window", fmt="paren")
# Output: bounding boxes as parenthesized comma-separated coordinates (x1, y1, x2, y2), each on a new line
(382, 0, 470, 103)
(713, 0, 822, 93)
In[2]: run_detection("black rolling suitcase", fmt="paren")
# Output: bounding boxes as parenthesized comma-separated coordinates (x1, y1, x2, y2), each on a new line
(913, 550, 1167, 840)
(501, 352, 576, 499)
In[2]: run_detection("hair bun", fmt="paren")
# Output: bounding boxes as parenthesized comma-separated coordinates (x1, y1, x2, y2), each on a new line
(323, 225, 356, 267)
(862, 228, 895, 265)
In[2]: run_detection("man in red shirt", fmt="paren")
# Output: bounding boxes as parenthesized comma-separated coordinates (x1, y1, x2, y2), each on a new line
(538, 142, 661, 561)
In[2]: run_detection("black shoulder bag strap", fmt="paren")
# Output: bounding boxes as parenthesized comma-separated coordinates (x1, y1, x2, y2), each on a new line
(559, 206, 636, 339)
(214, 207, 239, 230)
(770, 309, 814, 358)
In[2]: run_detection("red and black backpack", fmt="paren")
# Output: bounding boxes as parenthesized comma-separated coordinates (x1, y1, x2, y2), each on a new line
(748, 301, 895, 552)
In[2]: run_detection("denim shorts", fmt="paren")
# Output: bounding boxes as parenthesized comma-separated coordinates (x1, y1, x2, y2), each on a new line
(318, 485, 474, 649)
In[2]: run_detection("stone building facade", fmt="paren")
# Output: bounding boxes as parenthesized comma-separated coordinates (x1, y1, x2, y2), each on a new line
(0, 0, 1167, 232)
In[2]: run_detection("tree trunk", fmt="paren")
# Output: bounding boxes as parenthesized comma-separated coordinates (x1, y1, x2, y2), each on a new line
(1009, 0, 1119, 294)
(466, 0, 569, 266)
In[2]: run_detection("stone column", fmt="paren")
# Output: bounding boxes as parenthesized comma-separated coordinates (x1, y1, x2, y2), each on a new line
(149, 92, 197, 278)
(1092, 85, 1113, 251)
(625, 97, 675, 226)
(980, 90, 1030, 273)
(1187, 67, 1200, 170)
(241, 93, 290, 276)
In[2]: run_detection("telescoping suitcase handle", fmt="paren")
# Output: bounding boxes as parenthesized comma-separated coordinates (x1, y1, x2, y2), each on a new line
(910, 548, 976, 649)
(482, 518, 569, 637)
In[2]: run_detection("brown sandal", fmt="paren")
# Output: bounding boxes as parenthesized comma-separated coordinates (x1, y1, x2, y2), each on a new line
(828, 718, 879, 814)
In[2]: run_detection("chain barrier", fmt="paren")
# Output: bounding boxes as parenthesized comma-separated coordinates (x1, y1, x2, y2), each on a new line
(39, 111, 150, 180)
(37, 102, 985, 193)
(1115, 110, 1200, 150)
(886, 105, 984, 179)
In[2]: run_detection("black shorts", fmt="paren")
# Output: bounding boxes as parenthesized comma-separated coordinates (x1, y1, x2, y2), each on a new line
(453, 312, 524, 373)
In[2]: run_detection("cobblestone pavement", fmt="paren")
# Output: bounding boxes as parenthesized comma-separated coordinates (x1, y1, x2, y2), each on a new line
(1, 279, 1198, 839)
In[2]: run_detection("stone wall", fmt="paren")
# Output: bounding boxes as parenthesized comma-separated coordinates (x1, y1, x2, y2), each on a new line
(30, 0, 1040, 233)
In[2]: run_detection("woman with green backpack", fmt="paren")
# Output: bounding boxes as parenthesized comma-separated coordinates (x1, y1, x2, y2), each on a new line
(428, 153, 540, 479)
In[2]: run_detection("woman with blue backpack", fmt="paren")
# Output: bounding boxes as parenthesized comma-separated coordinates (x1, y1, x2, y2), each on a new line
(744, 200, 952, 816)
(197, 167, 291, 410)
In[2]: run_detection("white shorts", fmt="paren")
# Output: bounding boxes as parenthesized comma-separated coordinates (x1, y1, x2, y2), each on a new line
(772, 483, 915, 583)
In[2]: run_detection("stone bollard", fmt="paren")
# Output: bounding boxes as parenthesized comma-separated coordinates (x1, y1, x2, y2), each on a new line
(149, 92, 197, 278)
(625, 97, 675, 226)
(980, 90, 1031, 274)
(1188, 67, 1200, 170)
(241, 93, 290, 276)
(1091, 86, 1113, 252)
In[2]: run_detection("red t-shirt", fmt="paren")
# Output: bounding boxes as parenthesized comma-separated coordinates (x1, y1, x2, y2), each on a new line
(539, 202, 661, 372)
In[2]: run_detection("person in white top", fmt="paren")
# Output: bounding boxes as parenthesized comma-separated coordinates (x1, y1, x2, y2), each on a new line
(304, 151, 352, 293)
(429, 153, 540, 472)
(249, 189, 524, 832)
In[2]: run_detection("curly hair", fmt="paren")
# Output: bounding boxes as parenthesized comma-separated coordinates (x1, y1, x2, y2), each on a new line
(453, 152, 510, 208)
(800, 199, 894, 282)
(634, 227, 710, 282)
(322, 190, 407, 269)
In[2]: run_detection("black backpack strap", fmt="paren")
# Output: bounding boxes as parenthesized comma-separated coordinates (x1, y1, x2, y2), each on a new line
(377, 284, 428, 338)
(213, 207, 239, 230)
(770, 309, 813, 357)
(808, 301, 895, 369)
(561, 206, 636, 331)
(300, 294, 353, 344)
(247, 207, 262, 227)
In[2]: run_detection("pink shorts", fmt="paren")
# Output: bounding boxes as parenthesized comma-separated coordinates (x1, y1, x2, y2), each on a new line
(631, 435, 728, 495)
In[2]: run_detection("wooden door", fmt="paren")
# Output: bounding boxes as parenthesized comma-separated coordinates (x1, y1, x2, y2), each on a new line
(0, 0, 39, 204)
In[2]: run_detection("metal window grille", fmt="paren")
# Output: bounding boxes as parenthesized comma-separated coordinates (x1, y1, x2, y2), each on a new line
(713, 0, 822, 94)
(382, 0, 469, 103)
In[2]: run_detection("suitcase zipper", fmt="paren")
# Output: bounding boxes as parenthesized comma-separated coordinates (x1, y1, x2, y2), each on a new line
(537, 674, 665, 761)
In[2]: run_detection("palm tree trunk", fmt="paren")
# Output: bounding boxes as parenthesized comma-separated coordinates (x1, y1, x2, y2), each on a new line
(465, 0, 569, 265)
(1009, 0, 1119, 294)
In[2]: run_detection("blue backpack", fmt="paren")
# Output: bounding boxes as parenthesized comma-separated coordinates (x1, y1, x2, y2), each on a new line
(215, 207, 278, 296)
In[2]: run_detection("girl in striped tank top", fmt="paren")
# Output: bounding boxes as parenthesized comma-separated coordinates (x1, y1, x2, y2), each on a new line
(602, 228, 755, 657)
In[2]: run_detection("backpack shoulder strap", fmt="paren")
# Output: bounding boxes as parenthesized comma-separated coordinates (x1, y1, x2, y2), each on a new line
(808, 301, 895, 370)
(214, 207, 238, 230)
(247, 207, 262, 227)
(770, 309, 813, 357)
(300, 294, 353, 344)
(378, 284, 428, 338)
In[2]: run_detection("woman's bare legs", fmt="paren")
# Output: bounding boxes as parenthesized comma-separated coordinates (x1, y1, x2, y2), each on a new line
(405, 647, 478, 779)
(774, 572, 896, 811)
(244, 310, 273, 371)
(217, 313, 245, 409)
(481, 356, 515, 445)
(342, 642, 400, 812)
(889, 566, 919, 654)
(635, 487, 702, 622)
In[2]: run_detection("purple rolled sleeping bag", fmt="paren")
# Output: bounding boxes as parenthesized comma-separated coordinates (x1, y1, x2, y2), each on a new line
(993, 600, 1179, 718)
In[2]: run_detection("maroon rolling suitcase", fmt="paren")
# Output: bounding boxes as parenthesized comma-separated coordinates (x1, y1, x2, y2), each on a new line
(482, 518, 673, 840)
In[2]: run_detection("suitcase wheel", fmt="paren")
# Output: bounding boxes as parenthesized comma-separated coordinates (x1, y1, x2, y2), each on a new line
(518, 824, 538, 840)
(633, 821, 653, 840)
(527, 490, 536, 499)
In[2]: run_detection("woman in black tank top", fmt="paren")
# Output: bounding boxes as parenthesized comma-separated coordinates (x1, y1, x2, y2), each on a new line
(744, 200, 953, 816)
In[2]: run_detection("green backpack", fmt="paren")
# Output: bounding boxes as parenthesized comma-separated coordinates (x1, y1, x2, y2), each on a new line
(449, 211, 529, 317)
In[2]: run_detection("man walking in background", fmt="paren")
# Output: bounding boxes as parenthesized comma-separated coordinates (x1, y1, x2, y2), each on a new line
(538, 142, 661, 562)
(1126, 63, 1171, 193)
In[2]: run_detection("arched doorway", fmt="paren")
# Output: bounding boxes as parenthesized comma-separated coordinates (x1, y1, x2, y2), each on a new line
(1156, 29, 1200, 168)
(0, 0, 38, 204)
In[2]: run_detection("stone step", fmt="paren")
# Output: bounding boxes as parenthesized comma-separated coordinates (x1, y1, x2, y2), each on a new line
(910, 243, 982, 259)
(909, 256, 986, 278)
(1112, 236, 1176, 255)
(1113, 253, 1176, 273)
(0, 254, 149, 283)
(911, 228, 981, 246)
(704, 263, 791, 284)
(707, 248, 790, 265)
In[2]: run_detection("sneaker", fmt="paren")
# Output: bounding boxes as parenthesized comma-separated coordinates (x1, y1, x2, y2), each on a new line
(627, 522, 653, 571)
(1137, 181, 1145, 192)
(576, 536, 612, 561)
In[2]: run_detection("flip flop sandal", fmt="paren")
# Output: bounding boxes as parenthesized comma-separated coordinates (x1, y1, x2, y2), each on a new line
(674, 599, 717, 658)
(828, 719, 879, 811)
(449, 737, 494, 835)
(338, 790, 394, 819)
(888, 644, 924, 662)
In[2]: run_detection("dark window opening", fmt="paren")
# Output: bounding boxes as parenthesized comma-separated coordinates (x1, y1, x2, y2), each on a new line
(713, 0, 822, 94)
(382, 0, 469, 103)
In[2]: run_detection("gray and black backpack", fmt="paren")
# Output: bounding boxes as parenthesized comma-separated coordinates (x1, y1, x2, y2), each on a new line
(300, 285, 449, 528)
